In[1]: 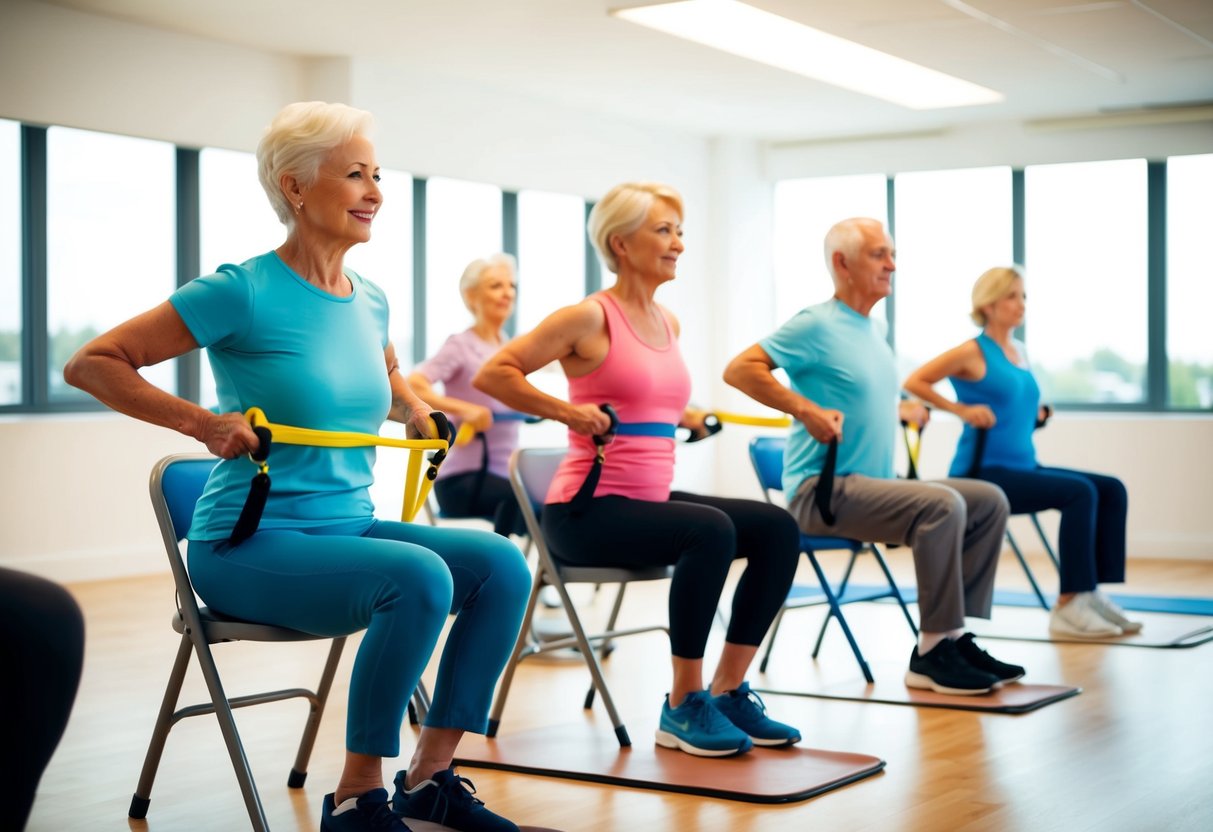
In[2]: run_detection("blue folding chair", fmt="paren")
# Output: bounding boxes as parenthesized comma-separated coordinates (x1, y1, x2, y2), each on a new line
(130, 454, 429, 831)
(748, 437, 917, 683)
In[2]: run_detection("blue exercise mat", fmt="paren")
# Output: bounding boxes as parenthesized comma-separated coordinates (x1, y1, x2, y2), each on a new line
(785, 583, 1213, 617)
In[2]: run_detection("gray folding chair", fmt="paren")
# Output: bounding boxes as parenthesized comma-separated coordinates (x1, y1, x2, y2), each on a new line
(129, 453, 429, 831)
(486, 448, 671, 748)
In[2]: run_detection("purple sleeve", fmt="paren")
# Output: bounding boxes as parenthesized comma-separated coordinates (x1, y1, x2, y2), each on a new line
(412, 333, 470, 386)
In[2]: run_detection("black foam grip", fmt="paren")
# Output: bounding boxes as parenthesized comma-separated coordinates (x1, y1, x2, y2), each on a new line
(815, 439, 838, 526)
(250, 426, 272, 462)
(685, 413, 723, 444)
(967, 427, 989, 478)
(230, 471, 270, 545)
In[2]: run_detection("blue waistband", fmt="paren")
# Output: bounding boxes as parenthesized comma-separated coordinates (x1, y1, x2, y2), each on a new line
(615, 422, 677, 438)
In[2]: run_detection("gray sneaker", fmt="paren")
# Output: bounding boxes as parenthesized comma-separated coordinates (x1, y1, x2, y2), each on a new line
(1049, 592, 1123, 638)
(1090, 591, 1143, 634)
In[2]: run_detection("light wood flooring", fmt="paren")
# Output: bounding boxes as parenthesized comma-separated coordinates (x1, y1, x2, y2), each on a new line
(25, 550, 1213, 832)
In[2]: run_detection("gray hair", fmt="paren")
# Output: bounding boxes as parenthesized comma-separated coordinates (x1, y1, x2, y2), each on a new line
(971, 266, 1024, 326)
(459, 253, 518, 311)
(823, 217, 886, 281)
(587, 182, 684, 274)
(256, 101, 375, 228)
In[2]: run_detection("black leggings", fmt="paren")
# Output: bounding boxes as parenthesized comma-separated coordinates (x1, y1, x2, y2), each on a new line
(0, 567, 85, 830)
(433, 471, 527, 538)
(542, 492, 800, 659)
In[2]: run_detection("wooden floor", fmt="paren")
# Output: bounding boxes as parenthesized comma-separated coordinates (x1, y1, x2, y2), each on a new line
(28, 550, 1213, 832)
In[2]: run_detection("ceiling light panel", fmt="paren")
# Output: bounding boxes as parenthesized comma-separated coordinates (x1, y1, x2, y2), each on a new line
(611, 0, 1005, 109)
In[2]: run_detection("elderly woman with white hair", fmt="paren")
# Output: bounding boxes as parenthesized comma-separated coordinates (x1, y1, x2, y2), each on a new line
(408, 254, 527, 537)
(904, 266, 1139, 639)
(474, 182, 803, 758)
(64, 101, 530, 832)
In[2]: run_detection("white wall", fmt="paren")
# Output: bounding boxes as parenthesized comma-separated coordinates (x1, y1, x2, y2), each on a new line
(0, 0, 1208, 583)
(0, 0, 714, 582)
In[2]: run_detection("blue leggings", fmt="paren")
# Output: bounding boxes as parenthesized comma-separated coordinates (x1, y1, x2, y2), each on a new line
(979, 466, 1128, 594)
(188, 520, 530, 758)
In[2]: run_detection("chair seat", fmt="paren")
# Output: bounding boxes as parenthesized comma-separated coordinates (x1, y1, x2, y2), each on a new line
(801, 534, 865, 552)
(555, 563, 674, 584)
(172, 608, 331, 644)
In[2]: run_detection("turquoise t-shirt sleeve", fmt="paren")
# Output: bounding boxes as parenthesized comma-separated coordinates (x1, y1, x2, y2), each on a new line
(760, 310, 819, 371)
(169, 265, 254, 349)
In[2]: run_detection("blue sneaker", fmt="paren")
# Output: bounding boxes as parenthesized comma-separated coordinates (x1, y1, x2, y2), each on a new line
(711, 682, 802, 747)
(655, 690, 753, 757)
(321, 788, 412, 831)
(392, 768, 518, 832)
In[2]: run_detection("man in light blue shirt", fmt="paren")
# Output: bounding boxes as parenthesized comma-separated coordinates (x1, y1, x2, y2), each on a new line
(725, 217, 1022, 696)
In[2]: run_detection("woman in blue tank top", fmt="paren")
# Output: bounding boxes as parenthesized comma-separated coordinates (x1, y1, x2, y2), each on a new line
(905, 266, 1140, 640)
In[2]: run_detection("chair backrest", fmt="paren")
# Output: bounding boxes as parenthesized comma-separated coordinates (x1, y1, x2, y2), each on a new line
(508, 447, 566, 546)
(150, 454, 219, 610)
(748, 436, 786, 501)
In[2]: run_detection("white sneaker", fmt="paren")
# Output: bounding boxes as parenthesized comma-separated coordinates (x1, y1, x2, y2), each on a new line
(1049, 592, 1123, 638)
(1090, 591, 1144, 634)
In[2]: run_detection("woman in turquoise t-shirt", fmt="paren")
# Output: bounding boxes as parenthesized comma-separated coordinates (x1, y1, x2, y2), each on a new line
(905, 266, 1141, 641)
(64, 102, 529, 832)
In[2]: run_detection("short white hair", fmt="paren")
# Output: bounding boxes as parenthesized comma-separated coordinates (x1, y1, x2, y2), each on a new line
(971, 266, 1024, 326)
(587, 182, 684, 274)
(459, 253, 518, 311)
(256, 101, 375, 228)
(824, 217, 886, 281)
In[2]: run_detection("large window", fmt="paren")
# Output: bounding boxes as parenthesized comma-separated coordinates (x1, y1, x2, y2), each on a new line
(198, 147, 285, 409)
(516, 189, 586, 335)
(424, 177, 502, 358)
(1025, 159, 1148, 404)
(893, 167, 1012, 381)
(345, 168, 414, 364)
(0, 120, 20, 405)
(46, 127, 177, 401)
(773, 174, 887, 325)
(1166, 153, 1213, 409)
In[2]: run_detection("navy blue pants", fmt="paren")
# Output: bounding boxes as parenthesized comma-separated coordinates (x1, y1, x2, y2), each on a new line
(542, 492, 801, 659)
(979, 466, 1128, 594)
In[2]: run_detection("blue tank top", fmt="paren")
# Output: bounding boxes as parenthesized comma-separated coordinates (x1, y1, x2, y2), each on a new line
(948, 333, 1040, 475)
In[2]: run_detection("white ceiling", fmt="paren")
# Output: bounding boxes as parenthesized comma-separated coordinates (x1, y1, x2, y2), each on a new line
(36, 0, 1213, 141)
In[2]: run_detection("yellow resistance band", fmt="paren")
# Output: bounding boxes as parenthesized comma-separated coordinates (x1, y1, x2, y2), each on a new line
(710, 411, 793, 429)
(245, 407, 450, 523)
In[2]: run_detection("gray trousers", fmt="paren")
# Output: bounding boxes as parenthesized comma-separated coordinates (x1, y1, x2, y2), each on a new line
(788, 474, 1009, 632)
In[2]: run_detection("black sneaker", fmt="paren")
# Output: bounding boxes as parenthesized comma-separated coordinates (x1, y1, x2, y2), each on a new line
(954, 632, 1025, 687)
(905, 639, 999, 695)
(392, 768, 518, 832)
(321, 788, 412, 831)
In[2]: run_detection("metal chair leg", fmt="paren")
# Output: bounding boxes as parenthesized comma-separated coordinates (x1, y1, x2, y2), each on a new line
(870, 544, 918, 636)
(1030, 513, 1061, 570)
(1006, 530, 1051, 611)
(289, 637, 347, 788)
(487, 569, 545, 737)
(805, 553, 874, 683)
(192, 637, 270, 832)
(129, 634, 193, 819)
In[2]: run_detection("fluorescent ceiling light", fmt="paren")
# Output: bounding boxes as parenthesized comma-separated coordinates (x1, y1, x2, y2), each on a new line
(611, 0, 1004, 110)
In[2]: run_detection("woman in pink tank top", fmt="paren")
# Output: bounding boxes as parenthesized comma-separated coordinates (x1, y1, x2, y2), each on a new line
(475, 182, 802, 758)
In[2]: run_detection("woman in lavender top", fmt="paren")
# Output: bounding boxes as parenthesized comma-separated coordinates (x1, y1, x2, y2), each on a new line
(409, 254, 526, 536)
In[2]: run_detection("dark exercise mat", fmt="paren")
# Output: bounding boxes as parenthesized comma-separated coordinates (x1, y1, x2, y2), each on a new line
(453, 716, 884, 805)
(756, 659, 1080, 714)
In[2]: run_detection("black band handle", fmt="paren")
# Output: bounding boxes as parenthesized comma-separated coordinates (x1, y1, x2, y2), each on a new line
(684, 413, 724, 444)
(426, 411, 452, 478)
(966, 427, 989, 479)
(815, 438, 839, 526)
(1035, 404, 1053, 430)
(569, 404, 618, 515)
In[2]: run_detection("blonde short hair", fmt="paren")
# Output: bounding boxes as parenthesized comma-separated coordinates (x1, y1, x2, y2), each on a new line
(971, 266, 1024, 326)
(256, 101, 375, 227)
(823, 217, 886, 281)
(459, 253, 518, 311)
(587, 182, 684, 274)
